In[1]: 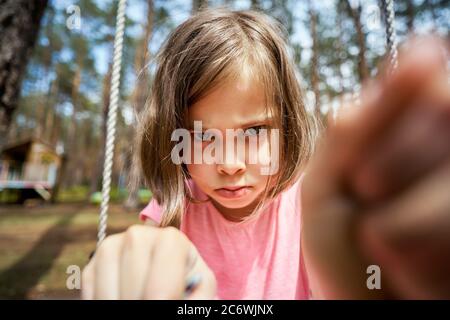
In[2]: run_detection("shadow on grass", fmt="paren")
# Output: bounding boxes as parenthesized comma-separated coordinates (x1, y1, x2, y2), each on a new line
(0, 206, 82, 299)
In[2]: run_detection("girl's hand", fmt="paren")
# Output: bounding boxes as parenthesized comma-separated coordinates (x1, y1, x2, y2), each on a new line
(302, 37, 450, 299)
(81, 225, 217, 299)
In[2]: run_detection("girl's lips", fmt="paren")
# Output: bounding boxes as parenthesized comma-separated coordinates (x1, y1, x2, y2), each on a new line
(214, 186, 252, 199)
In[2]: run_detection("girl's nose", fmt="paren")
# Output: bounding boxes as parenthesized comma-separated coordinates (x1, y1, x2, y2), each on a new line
(217, 159, 246, 176)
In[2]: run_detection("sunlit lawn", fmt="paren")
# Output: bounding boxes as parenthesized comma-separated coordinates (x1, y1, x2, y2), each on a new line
(0, 203, 141, 299)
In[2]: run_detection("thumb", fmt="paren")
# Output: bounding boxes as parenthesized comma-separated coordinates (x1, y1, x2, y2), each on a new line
(184, 244, 217, 300)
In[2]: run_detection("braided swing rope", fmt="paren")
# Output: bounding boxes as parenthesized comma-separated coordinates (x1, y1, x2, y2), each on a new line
(98, 0, 128, 247)
(381, 0, 399, 72)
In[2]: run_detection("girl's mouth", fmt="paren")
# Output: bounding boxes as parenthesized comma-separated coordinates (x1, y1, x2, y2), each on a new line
(214, 186, 252, 199)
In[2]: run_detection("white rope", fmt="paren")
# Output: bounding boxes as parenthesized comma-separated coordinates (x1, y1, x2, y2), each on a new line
(98, 0, 128, 247)
(381, 0, 399, 72)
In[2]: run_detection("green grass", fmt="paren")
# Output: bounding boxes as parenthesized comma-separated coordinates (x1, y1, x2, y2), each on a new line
(57, 186, 152, 205)
(56, 186, 90, 203)
(1, 185, 152, 206)
(0, 203, 142, 299)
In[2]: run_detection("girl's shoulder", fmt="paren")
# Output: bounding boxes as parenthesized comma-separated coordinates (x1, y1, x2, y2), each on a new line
(277, 173, 305, 211)
(139, 179, 207, 225)
(139, 196, 163, 224)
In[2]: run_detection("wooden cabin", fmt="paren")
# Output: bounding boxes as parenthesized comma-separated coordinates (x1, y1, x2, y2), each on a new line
(0, 138, 64, 203)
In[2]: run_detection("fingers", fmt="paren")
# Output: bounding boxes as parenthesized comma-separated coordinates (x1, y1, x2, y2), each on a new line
(81, 234, 122, 300)
(93, 234, 123, 299)
(351, 100, 450, 202)
(142, 227, 191, 299)
(186, 273, 217, 300)
(81, 226, 204, 300)
(361, 159, 450, 241)
(79, 223, 217, 300)
(304, 37, 448, 209)
(357, 159, 450, 298)
(119, 225, 158, 299)
(332, 37, 447, 177)
(185, 247, 217, 300)
(81, 258, 94, 300)
(141, 228, 217, 300)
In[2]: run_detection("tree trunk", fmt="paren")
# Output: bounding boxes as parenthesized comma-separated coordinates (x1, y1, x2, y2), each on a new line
(251, 0, 260, 10)
(192, 0, 208, 14)
(89, 62, 112, 199)
(428, 0, 439, 32)
(0, 0, 48, 149)
(333, 6, 346, 122)
(50, 154, 67, 203)
(125, 0, 154, 210)
(133, 0, 153, 116)
(406, 0, 415, 33)
(336, 8, 345, 94)
(309, 2, 321, 120)
(50, 110, 61, 146)
(63, 65, 82, 188)
(43, 79, 59, 143)
(343, 0, 369, 82)
(34, 75, 52, 139)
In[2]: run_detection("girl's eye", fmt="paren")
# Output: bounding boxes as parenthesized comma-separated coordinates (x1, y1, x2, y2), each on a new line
(244, 125, 267, 137)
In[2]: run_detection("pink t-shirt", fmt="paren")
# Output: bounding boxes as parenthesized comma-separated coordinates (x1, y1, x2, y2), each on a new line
(139, 177, 310, 300)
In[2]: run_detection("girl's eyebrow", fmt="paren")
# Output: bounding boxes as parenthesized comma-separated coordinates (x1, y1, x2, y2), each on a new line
(188, 116, 274, 131)
(239, 116, 274, 129)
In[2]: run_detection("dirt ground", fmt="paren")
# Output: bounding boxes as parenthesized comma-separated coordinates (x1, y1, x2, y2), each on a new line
(0, 203, 141, 299)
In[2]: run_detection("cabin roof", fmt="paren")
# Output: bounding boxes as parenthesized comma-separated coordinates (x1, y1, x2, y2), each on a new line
(0, 137, 59, 161)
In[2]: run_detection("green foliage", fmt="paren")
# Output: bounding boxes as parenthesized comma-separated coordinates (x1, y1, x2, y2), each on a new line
(89, 188, 152, 205)
(56, 185, 89, 203)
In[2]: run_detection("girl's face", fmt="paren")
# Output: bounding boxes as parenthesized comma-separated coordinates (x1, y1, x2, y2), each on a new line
(186, 74, 277, 220)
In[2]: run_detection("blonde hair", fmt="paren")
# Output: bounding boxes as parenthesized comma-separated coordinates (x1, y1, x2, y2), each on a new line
(136, 8, 319, 228)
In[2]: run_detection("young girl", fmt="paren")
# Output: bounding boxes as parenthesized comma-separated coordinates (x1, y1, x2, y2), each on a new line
(81, 8, 450, 300)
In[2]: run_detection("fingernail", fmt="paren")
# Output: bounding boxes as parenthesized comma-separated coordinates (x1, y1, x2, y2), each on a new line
(184, 273, 202, 298)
